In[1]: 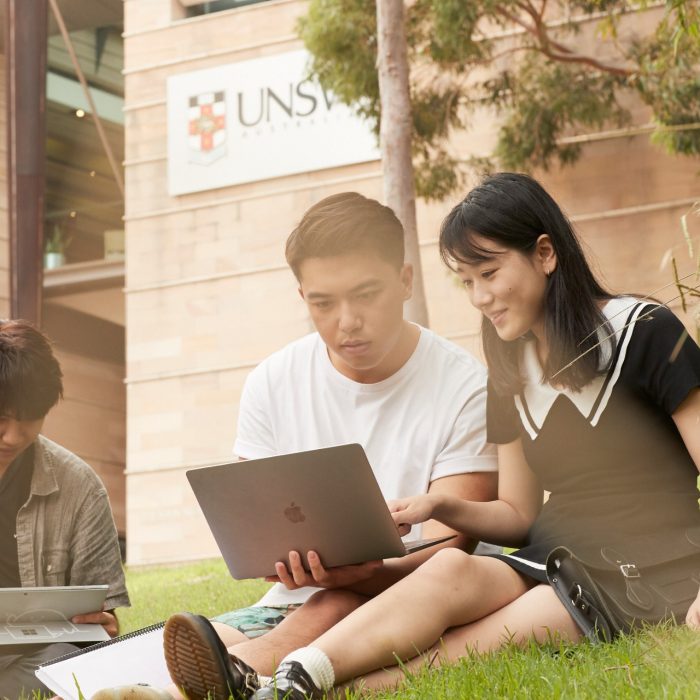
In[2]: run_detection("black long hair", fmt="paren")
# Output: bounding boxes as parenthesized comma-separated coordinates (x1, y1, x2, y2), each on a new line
(439, 173, 614, 395)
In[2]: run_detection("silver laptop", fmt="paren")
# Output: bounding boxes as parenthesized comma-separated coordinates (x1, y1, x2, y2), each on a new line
(187, 443, 454, 580)
(0, 585, 110, 645)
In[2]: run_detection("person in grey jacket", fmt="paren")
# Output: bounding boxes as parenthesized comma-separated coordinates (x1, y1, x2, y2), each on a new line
(0, 319, 129, 700)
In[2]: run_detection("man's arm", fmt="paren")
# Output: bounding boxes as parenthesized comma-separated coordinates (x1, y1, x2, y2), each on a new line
(267, 470, 497, 596)
(67, 482, 130, 633)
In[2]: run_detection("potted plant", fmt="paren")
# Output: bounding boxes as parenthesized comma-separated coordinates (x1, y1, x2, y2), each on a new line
(44, 225, 70, 269)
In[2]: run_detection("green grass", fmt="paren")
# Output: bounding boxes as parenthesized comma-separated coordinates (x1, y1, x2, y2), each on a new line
(362, 629, 700, 699)
(119, 558, 270, 633)
(116, 558, 700, 699)
(20, 563, 270, 700)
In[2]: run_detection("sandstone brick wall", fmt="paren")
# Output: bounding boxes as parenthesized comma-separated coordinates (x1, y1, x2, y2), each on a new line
(123, 0, 699, 566)
(42, 349, 127, 533)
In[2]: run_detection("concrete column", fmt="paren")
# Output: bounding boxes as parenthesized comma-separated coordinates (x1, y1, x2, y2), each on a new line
(4, 0, 47, 323)
(0, 52, 10, 317)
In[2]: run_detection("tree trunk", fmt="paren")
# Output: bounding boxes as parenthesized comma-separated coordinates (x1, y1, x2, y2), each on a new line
(375, 0, 429, 327)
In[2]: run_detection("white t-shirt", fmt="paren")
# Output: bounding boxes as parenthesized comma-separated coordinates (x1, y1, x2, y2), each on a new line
(234, 325, 497, 605)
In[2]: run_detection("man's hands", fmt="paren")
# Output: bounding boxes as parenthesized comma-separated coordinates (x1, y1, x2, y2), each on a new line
(267, 494, 444, 592)
(267, 494, 442, 591)
(388, 494, 439, 536)
(71, 609, 119, 637)
(265, 550, 383, 590)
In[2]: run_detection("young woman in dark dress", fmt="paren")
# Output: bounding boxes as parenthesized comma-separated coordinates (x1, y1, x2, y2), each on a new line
(163, 173, 700, 700)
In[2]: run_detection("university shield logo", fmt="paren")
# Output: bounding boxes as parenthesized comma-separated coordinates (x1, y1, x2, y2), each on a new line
(187, 91, 226, 165)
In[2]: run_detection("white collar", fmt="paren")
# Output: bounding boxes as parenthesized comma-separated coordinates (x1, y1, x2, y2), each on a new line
(515, 297, 653, 439)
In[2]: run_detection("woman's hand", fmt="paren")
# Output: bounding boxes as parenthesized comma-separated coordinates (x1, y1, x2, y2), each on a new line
(687, 588, 700, 630)
(388, 494, 439, 536)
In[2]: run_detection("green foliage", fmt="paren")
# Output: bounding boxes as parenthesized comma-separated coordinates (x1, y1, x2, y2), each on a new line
(414, 147, 462, 202)
(492, 57, 630, 172)
(298, 0, 700, 200)
(633, 7, 700, 156)
(411, 86, 466, 200)
(44, 224, 70, 254)
(298, 0, 379, 125)
(410, 0, 490, 67)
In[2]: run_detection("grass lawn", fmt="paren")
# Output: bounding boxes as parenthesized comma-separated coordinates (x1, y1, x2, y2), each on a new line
(118, 558, 700, 699)
(119, 558, 270, 633)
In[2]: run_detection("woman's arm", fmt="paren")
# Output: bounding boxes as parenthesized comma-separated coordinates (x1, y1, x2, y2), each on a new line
(673, 387, 700, 472)
(391, 438, 543, 546)
(687, 593, 700, 629)
(672, 387, 700, 630)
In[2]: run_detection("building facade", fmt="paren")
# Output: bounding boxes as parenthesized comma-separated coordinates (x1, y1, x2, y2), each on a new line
(1, 0, 698, 565)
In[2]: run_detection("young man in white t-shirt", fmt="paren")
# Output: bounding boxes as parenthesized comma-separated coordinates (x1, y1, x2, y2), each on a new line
(94, 193, 497, 700)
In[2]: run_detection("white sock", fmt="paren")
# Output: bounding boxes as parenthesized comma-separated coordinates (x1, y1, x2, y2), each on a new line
(278, 645, 335, 691)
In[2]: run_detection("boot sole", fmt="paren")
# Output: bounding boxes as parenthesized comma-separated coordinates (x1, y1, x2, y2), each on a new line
(163, 613, 235, 700)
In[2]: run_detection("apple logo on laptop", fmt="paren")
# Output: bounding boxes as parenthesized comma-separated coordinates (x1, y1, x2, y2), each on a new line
(284, 502, 305, 524)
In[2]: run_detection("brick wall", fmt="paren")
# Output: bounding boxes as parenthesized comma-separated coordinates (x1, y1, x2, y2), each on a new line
(41, 348, 127, 533)
(123, 0, 699, 565)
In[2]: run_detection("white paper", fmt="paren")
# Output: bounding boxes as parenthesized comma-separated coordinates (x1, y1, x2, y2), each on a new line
(35, 625, 170, 700)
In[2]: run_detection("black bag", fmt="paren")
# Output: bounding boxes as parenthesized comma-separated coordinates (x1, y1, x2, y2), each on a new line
(545, 528, 700, 643)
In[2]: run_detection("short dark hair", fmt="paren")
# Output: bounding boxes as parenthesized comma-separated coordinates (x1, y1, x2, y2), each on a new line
(0, 320, 63, 420)
(285, 192, 405, 279)
(439, 172, 613, 395)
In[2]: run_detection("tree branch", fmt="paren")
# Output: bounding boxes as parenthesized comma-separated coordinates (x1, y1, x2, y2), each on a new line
(494, 5, 634, 77)
(516, 0, 544, 24)
(540, 43, 633, 76)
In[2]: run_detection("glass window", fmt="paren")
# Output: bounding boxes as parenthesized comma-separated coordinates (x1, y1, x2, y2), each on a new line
(45, 26, 124, 268)
(185, 0, 271, 18)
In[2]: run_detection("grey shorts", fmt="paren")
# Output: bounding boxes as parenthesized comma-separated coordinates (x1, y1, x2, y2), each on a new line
(212, 604, 299, 639)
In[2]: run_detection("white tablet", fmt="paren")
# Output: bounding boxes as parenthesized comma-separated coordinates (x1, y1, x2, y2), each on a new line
(0, 585, 110, 645)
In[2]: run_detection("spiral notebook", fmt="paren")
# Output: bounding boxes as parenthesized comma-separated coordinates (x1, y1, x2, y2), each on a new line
(34, 622, 170, 700)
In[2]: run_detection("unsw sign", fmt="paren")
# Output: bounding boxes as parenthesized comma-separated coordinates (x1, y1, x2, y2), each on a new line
(167, 50, 381, 196)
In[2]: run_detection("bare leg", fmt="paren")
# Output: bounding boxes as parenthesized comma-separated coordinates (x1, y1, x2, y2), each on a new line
(310, 549, 531, 683)
(163, 590, 367, 697)
(211, 622, 247, 647)
(230, 590, 368, 674)
(347, 584, 581, 693)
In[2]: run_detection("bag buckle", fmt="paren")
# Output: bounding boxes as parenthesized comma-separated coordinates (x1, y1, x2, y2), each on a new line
(619, 563, 640, 578)
(570, 584, 588, 612)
